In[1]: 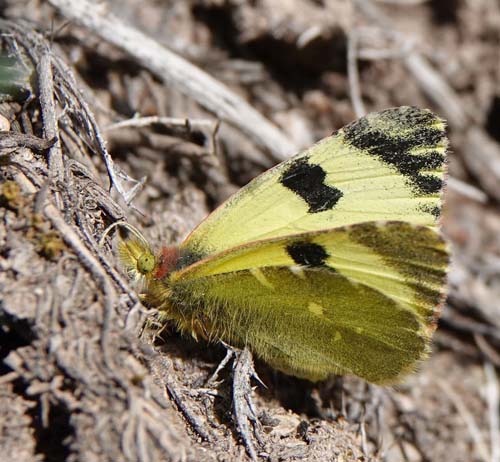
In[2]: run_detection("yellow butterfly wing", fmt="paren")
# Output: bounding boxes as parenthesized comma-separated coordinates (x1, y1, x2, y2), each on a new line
(180, 106, 447, 263)
(116, 106, 449, 383)
(162, 221, 447, 383)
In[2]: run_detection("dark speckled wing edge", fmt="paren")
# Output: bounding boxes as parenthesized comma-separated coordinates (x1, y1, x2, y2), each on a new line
(342, 106, 446, 196)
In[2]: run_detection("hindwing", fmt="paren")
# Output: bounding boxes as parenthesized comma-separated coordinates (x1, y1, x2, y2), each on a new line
(168, 221, 448, 383)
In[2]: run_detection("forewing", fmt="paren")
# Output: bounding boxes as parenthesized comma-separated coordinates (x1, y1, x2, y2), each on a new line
(180, 107, 447, 263)
(170, 221, 448, 383)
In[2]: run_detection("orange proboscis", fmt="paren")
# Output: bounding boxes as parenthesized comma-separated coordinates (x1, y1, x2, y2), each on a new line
(154, 246, 180, 279)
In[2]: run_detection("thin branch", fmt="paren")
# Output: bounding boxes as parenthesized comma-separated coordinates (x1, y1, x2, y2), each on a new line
(150, 355, 211, 442)
(447, 177, 488, 204)
(354, 0, 468, 129)
(404, 53, 467, 129)
(440, 306, 500, 342)
(105, 115, 216, 132)
(37, 50, 65, 189)
(232, 347, 263, 461)
(484, 362, 500, 462)
(474, 334, 500, 367)
(463, 128, 500, 203)
(437, 379, 490, 462)
(43, 202, 118, 368)
(347, 29, 366, 118)
(205, 346, 234, 387)
(0, 132, 55, 151)
(375, 0, 430, 4)
(50, 51, 139, 204)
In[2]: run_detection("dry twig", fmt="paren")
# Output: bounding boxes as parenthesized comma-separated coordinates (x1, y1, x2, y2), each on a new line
(353, 0, 468, 129)
(484, 362, 500, 462)
(437, 379, 490, 462)
(48, 0, 297, 162)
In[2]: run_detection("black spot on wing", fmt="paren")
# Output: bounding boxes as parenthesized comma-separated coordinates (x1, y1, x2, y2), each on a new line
(286, 241, 329, 267)
(176, 248, 205, 271)
(280, 157, 343, 213)
(343, 107, 446, 195)
(419, 204, 441, 219)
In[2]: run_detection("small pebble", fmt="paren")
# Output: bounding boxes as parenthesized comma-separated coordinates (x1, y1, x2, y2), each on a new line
(0, 113, 10, 131)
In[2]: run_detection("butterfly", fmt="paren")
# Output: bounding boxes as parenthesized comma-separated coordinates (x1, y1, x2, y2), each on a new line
(117, 106, 449, 384)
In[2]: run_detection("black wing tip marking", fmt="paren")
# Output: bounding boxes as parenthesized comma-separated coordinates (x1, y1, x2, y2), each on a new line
(342, 107, 447, 196)
(280, 157, 344, 213)
(286, 241, 330, 267)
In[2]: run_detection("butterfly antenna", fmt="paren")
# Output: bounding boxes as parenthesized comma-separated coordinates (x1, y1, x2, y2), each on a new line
(99, 220, 149, 248)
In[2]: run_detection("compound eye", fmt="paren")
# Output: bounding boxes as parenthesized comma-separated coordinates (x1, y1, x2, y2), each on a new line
(137, 252, 155, 275)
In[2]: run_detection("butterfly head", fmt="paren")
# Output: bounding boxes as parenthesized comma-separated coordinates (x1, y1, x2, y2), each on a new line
(99, 221, 156, 286)
(118, 234, 157, 284)
(108, 222, 181, 285)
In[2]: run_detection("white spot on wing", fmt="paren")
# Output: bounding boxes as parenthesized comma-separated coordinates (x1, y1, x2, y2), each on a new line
(289, 265, 306, 279)
(250, 268, 274, 290)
